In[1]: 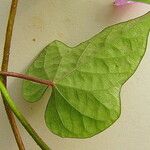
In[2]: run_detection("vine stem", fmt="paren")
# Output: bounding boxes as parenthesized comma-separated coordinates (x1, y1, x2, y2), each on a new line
(0, 71, 54, 87)
(0, 80, 51, 150)
(1, 0, 25, 149)
(1, 0, 51, 149)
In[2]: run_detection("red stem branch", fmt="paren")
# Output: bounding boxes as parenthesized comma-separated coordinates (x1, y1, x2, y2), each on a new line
(0, 71, 54, 87)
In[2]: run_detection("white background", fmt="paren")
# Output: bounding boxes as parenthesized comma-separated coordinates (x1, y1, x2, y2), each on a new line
(0, 0, 150, 150)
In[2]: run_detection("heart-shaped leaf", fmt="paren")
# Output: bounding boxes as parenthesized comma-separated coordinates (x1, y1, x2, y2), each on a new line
(23, 12, 150, 138)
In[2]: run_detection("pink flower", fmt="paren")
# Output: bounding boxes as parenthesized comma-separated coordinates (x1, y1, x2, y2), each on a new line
(114, 0, 134, 6)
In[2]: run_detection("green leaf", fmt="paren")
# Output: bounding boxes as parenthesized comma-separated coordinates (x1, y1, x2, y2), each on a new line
(131, 0, 150, 4)
(23, 12, 150, 138)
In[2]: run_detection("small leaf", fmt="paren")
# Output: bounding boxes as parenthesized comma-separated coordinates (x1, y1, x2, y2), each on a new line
(131, 0, 150, 4)
(114, 0, 150, 5)
(23, 12, 150, 138)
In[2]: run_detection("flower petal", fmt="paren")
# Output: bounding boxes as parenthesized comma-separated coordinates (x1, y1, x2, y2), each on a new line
(114, 0, 134, 5)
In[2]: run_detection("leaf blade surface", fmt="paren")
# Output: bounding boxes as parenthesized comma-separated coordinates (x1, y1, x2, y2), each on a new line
(23, 12, 150, 138)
